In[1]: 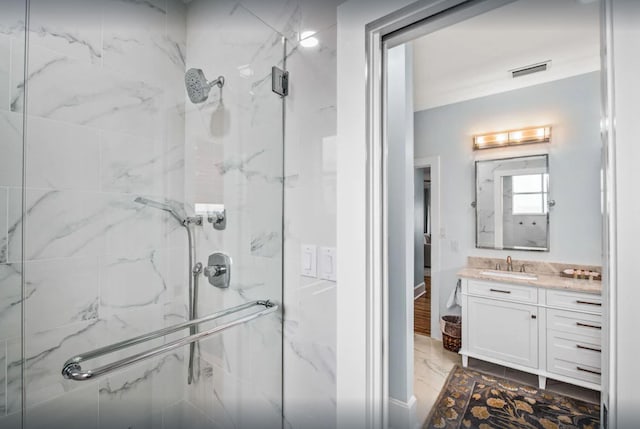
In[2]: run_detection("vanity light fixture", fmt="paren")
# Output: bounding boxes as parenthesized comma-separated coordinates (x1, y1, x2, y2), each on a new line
(473, 126, 551, 150)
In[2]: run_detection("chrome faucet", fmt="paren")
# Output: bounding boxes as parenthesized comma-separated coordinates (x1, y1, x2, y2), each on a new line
(506, 256, 513, 272)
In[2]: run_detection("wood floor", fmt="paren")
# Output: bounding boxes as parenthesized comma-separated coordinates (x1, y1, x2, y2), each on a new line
(414, 276, 431, 336)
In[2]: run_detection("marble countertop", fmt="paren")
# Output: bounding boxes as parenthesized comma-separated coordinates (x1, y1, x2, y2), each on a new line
(457, 267, 602, 295)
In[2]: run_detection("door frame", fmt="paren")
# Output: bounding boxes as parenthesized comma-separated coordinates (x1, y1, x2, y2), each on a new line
(414, 157, 441, 339)
(360, 0, 616, 427)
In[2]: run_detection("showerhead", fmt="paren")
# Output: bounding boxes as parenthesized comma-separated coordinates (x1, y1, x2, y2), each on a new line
(134, 197, 186, 226)
(185, 68, 225, 104)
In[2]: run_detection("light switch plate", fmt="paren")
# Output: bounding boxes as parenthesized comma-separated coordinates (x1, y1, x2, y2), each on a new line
(319, 247, 337, 282)
(301, 244, 317, 278)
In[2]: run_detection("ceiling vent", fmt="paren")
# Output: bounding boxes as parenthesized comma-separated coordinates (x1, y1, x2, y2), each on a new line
(511, 61, 550, 78)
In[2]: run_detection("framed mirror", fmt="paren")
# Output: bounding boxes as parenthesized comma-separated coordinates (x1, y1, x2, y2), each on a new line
(475, 154, 550, 251)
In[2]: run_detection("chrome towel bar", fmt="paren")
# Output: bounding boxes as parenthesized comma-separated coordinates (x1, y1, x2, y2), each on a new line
(61, 300, 278, 381)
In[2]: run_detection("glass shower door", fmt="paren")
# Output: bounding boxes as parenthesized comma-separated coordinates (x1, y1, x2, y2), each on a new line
(10, 1, 284, 428)
(182, 2, 285, 428)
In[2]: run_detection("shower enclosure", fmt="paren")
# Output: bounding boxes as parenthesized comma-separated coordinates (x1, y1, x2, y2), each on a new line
(0, 1, 285, 428)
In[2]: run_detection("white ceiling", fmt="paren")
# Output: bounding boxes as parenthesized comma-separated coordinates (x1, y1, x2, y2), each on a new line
(412, 0, 601, 112)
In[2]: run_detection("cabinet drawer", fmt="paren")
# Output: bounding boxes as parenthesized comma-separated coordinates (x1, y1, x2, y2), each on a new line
(547, 330, 601, 385)
(547, 330, 602, 367)
(467, 280, 538, 304)
(547, 309, 602, 340)
(545, 289, 602, 314)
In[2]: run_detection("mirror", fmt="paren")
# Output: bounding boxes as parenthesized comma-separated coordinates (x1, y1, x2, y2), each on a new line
(475, 154, 549, 251)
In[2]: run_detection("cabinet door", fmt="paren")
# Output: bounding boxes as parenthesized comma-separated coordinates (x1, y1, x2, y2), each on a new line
(467, 296, 538, 368)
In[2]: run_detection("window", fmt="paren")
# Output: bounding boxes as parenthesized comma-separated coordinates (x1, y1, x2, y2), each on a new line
(512, 173, 548, 215)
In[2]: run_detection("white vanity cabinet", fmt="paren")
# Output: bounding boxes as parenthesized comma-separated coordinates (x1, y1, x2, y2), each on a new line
(460, 277, 602, 391)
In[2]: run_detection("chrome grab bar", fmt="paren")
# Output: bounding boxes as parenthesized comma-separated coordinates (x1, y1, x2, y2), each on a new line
(61, 300, 277, 381)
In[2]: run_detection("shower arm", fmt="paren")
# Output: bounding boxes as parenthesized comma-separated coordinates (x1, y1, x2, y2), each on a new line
(208, 76, 225, 89)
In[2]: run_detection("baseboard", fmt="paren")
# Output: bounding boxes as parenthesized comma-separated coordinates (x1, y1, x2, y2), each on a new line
(413, 282, 426, 299)
(389, 395, 418, 429)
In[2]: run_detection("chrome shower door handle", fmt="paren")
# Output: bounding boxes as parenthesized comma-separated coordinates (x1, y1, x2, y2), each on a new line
(204, 252, 232, 288)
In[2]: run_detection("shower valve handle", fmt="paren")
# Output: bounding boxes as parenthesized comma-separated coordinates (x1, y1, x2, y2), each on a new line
(204, 252, 232, 288)
(204, 264, 227, 278)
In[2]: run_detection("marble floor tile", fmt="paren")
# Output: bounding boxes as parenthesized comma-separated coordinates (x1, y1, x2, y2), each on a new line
(413, 334, 460, 426)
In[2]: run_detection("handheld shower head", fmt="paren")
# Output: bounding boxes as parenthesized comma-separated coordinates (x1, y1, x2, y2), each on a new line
(185, 68, 225, 104)
(134, 197, 186, 225)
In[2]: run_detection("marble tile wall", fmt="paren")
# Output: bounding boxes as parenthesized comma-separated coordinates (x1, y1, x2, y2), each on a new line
(280, 22, 339, 429)
(0, 1, 26, 427)
(0, 0, 340, 427)
(0, 0, 189, 427)
(233, 1, 339, 427)
(181, 1, 339, 428)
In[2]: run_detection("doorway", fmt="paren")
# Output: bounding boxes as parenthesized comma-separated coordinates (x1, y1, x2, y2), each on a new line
(413, 166, 431, 337)
(380, 1, 607, 428)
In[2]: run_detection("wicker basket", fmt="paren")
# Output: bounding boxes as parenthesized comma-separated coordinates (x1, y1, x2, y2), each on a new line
(440, 315, 462, 352)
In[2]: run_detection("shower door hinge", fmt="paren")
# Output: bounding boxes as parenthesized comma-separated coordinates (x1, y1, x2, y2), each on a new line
(272, 66, 289, 97)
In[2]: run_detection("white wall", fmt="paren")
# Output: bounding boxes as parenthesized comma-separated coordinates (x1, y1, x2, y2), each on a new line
(414, 72, 602, 322)
(281, 12, 339, 429)
(337, 1, 640, 428)
(336, 1, 415, 427)
(386, 44, 414, 412)
(610, 1, 640, 427)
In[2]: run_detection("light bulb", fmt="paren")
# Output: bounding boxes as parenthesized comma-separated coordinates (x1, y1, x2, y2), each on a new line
(300, 30, 319, 48)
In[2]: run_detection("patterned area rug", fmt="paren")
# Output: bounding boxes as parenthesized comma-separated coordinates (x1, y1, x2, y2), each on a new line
(424, 366, 599, 429)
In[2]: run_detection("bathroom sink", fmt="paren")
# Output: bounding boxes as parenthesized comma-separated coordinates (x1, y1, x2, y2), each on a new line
(479, 270, 538, 281)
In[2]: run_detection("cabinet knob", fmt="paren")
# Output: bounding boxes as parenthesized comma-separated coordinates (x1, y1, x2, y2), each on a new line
(531, 314, 537, 319)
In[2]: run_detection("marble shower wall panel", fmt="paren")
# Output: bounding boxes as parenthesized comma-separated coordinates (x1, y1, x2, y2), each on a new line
(0, 111, 23, 190)
(0, 0, 27, 113)
(11, 319, 104, 410)
(0, 188, 7, 264)
(0, 0, 25, 424)
(283, 282, 337, 429)
(11, 44, 168, 140)
(27, 0, 103, 65)
(0, 343, 6, 415)
(23, 384, 99, 429)
(184, 0, 285, 317)
(5, 0, 189, 425)
(25, 116, 100, 191)
(282, 18, 338, 429)
(188, 351, 281, 429)
(97, 353, 183, 429)
(99, 130, 183, 197)
(10, 189, 105, 261)
(0, 263, 21, 344)
(0, 36, 11, 111)
(23, 257, 99, 335)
